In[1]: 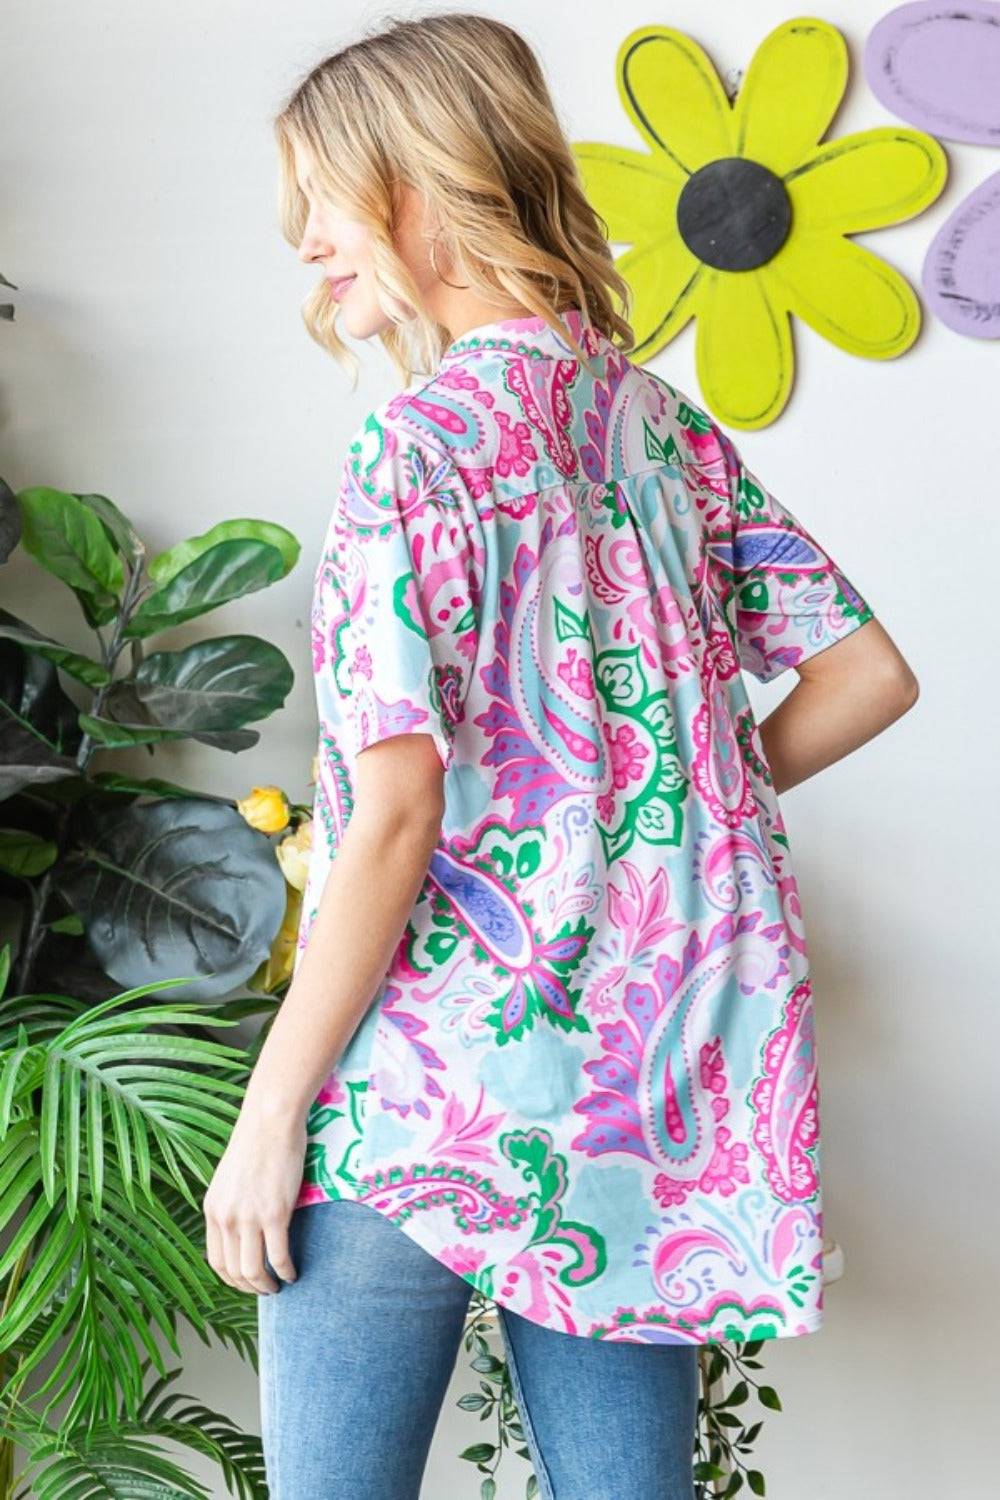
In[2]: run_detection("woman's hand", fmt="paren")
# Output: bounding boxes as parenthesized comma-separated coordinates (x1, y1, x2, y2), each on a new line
(202, 1106, 305, 1295)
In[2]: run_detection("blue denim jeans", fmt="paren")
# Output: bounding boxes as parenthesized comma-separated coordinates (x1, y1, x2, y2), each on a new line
(257, 1198, 699, 1499)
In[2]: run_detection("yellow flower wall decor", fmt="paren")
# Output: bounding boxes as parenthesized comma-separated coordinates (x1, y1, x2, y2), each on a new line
(573, 17, 947, 427)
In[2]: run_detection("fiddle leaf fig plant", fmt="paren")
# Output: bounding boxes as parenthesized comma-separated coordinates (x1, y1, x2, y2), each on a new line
(0, 477, 304, 1497)
(0, 482, 298, 1000)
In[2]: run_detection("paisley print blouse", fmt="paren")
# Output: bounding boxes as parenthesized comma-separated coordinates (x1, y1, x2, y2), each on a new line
(292, 304, 875, 1345)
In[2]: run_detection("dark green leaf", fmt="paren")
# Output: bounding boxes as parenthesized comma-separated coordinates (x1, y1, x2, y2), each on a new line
(0, 475, 21, 564)
(0, 612, 84, 799)
(459, 1443, 496, 1463)
(0, 827, 58, 877)
(89, 771, 234, 802)
(55, 795, 286, 998)
(78, 712, 259, 753)
(0, 618, 110, 687)
(46, 912, 84, 935)
(693, 1461, 729, 1480)
(105, 634, 294, 732)
(76, 491, 145, 565)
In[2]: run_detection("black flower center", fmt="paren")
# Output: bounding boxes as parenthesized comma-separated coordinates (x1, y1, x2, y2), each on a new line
(676, 157, 792, 272)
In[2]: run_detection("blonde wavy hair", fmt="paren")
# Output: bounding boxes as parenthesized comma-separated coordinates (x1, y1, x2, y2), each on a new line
(273, 8, 635, 388)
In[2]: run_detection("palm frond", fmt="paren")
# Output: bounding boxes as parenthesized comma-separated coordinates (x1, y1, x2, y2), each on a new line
(4, 995, 248, 1219)
(1, 1363, 267, 1500)
(1, 1160, 225, 1428)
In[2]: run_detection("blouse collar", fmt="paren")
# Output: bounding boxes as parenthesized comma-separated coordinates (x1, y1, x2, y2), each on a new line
(437, 304, 595, 368)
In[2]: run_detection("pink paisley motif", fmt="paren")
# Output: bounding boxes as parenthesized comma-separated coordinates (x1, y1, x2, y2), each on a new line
(573, 914, 785, 1182)
(492, 1246, 582, 1335)
(556, 646, 595, 700)
(505, 356, 579, 477)
(750, 980, 819, 1202)
(425, 1086, 508, 1166)
(310, 612, 325, 672)
(494, 410, 539, 478)
(494, 489, 538, 519)
(689, 696, 758, 830)
(439, 1242, 489, 1278)
(585, 1291, 797, 1343)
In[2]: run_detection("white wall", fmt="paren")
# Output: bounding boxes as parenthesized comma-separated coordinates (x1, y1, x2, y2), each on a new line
(2, 2, 996, 1496)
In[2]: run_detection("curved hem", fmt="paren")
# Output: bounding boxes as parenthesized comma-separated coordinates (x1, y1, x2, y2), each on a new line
(294, 1185, 825, 1347)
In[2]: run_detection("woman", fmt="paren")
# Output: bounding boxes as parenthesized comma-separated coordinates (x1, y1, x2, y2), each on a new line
(202, 12, 918, 1499)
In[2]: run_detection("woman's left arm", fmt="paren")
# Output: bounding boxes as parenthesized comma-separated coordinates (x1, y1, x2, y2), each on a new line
(202, 735, 446, 1296)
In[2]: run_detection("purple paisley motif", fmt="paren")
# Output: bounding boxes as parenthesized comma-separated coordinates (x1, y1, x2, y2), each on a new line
(572, 912, 787, 1185)
(476, 532, 590, 828)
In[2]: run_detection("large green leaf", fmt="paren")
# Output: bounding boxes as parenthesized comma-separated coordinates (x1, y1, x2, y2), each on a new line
(0, 827, 58, 877)
(0, 612, 84, 800)
(77, 712, 260, 753)
(101, 635, 294, 733)
(55, 797, 287, 998)
(14, 487, 124, 616)
(76, 490, 146, 568)
(88, 772, 235, 802)
(0, 613, 109, 687)
(148, 518, 299, 585)
(123, 540, 287, 639)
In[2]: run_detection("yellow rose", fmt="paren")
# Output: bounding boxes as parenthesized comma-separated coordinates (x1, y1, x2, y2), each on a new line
(310, 752, 320, 785)
(248, 882, 303, 993)
(275, 818, 313, 892)
(236, 785, 290, 834)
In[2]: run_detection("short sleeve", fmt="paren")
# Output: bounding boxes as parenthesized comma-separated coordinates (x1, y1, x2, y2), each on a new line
(713, 424, 875, 684)
(323, 408, 484, 770)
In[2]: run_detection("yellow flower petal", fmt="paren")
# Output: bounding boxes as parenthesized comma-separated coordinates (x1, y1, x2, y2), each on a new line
(732, 18, 848, 176)
(788, 126, 948, 234)
(248, 883, 303, 994)
(573, 143, 684, 244)
(276, 819, 313, 892)
(768, 232, 921, 357)
(617, 25, 734, 175)
(236, 784, 290, 834)
(616, 235, 703, 361)
(695, 269, 793, 429)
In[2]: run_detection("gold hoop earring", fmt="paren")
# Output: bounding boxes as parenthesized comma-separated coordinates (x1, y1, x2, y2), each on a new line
(430, 234, 470, 290)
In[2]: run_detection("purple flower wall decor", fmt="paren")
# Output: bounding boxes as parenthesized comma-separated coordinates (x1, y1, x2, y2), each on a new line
(865, 1, 1000, 337)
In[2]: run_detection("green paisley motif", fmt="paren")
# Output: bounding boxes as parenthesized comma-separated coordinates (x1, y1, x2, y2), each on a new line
(300, 1079, 368, 1200)
(502, 1127, 607, 1287)
(593, 642, 688, 864)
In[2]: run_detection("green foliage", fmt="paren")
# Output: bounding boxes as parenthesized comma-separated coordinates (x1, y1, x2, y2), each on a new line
(0, 477, 300, 1497)
(454, 1292, 782, 1498)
